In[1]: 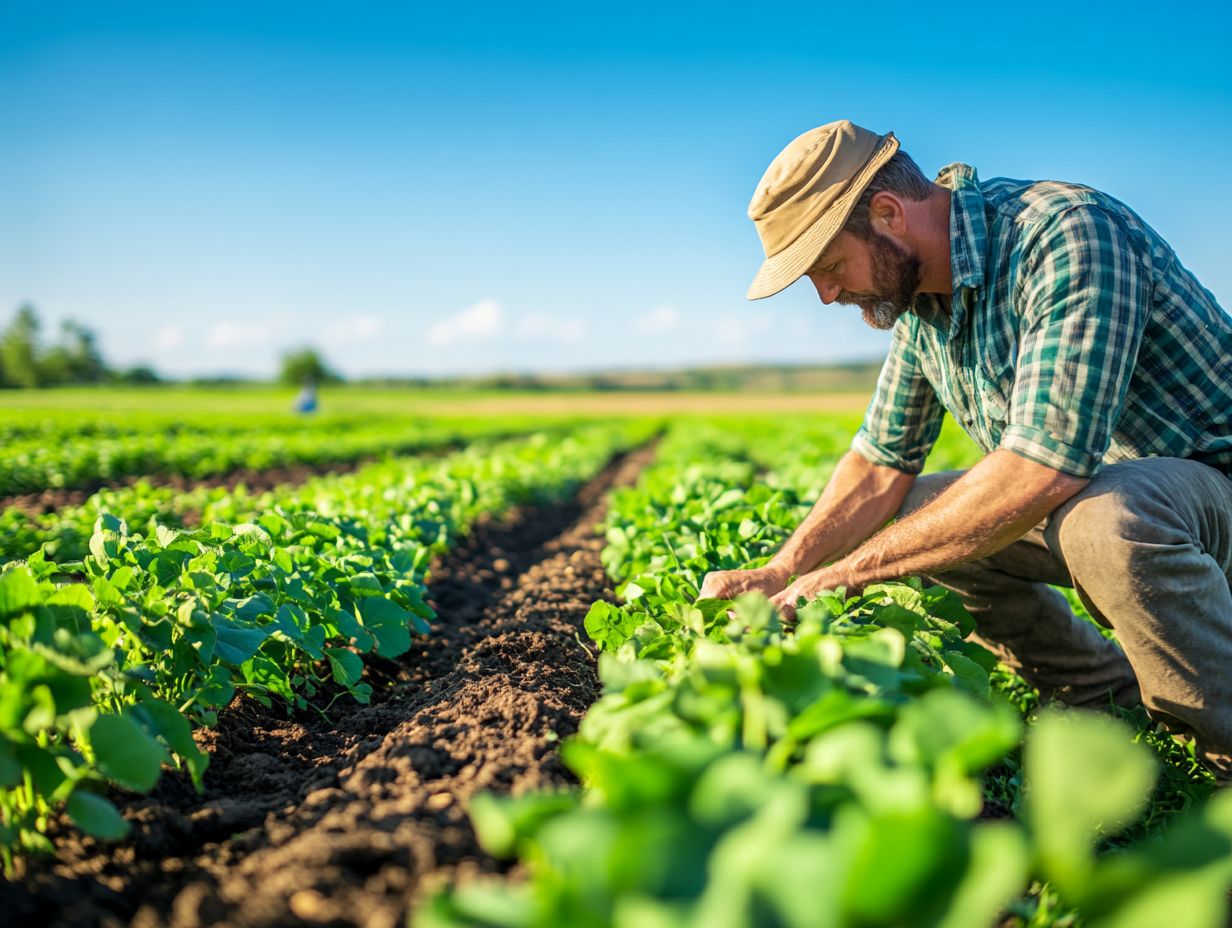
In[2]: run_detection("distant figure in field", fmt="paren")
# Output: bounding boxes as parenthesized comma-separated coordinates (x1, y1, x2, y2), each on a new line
(701, 119, 1232, 780)
(293, 381, 318, 414)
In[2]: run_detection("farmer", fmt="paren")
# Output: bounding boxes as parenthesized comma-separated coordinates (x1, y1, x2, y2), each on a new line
(699, 119, 1232, 777)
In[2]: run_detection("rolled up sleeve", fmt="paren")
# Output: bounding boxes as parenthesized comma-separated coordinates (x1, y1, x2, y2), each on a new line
(1003, 205, 1149, 476)
(852, 321, 945, 474)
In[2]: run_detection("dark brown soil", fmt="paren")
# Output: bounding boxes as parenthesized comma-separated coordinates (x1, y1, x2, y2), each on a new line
(1, 443, 655, 928)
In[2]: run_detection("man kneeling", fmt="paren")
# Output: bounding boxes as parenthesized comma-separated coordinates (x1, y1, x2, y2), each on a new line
(701, 119, 1232, 780)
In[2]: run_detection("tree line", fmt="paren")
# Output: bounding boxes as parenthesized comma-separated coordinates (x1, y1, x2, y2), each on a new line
(0, 304, 349, 389)
(0, 304, 160, 388)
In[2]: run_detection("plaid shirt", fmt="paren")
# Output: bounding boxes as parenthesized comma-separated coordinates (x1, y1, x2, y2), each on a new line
(852, 163, 1232, 478)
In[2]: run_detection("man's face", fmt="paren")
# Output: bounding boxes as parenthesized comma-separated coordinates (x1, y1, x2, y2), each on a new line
(805, 230, 922, 330)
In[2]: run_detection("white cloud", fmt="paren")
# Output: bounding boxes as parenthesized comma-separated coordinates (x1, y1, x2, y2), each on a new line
(427, 299, 503, 346)
(324, 314, 384, 343)
(207, 320, 279, 349)
(633, 304, 680, 335)
(152, 324, 184, 351)
(515, 312, 586, 343)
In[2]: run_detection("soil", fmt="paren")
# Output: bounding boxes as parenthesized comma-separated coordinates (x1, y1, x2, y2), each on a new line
(1, 442, 656, 928)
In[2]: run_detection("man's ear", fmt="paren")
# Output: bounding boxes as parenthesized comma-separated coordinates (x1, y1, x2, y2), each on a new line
(868, 190, 907, 236)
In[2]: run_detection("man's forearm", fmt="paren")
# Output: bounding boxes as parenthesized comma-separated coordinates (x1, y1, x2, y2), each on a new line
(769, 449, 916, 577)
(832, 449, 1089, 588)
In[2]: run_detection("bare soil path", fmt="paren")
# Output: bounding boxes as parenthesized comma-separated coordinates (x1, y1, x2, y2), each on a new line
(2, 442, 656, 928)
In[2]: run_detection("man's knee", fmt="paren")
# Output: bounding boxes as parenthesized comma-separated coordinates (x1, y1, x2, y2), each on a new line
(1045, 459, 1196, 568)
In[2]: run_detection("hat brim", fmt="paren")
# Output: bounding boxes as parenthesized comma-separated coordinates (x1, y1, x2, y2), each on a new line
(746, 132, 900, 301)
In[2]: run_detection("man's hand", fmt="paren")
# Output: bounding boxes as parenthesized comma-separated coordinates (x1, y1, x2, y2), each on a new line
(698, 564, 790, 601)
(768, 567, 846, 623)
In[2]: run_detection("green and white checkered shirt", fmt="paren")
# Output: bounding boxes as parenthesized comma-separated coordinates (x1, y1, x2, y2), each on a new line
(852, 163, 1232, 478)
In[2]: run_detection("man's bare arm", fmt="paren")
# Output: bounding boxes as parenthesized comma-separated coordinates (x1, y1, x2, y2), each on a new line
(771, 449, 1089, 617)
(698, 449, 916, 599)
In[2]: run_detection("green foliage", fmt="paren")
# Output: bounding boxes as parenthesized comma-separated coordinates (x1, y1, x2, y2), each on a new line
(0, 409, 520, 500)
(0, 563, 199, 866)
(420, 418, 1232, 928)
(0, 421, 656, 863)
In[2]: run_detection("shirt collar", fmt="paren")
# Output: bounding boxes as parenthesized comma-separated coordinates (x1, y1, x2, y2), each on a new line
(934, 162, 988, 332)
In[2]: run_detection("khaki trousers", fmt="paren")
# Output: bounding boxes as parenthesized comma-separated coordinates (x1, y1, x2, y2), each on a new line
(900, 457, 1232, 777)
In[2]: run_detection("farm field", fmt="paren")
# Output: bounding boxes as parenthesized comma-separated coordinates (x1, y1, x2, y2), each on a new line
(0, 389, 1227, 928)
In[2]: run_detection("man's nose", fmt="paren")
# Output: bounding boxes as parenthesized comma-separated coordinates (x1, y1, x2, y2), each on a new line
(813, 278, 841, 305)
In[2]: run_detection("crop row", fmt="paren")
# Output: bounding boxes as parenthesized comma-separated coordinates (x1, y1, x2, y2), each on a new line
(0, 411, 566, 498)
(0, 422, 655, 869)
(422, 420, 1232, 928)
(0, 408, 400, 443)
(0, 420, 610, 565)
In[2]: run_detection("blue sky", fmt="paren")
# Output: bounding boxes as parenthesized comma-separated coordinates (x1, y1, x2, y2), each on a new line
(1, 1, 1229, 379)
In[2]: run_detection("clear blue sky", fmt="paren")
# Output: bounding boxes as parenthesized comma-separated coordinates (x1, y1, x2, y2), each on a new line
(1, 1, 1229, 379)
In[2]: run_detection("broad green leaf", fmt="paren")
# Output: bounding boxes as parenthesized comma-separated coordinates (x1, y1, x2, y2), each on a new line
(836, 804, 967, 924)
(1025, 709, 1157, 897)
(328, 606, 374, 652)
(469, 790, 578, 858)
(89, 713, 168, 793)
(33, 630, 114, 676)
(16, 743, 68, 798)
(933, 823, 1031, 928)
(787, 689, 894, 742)
(243, 655, 295, 702)
(360, 597, 413, 658)
(889, 689, 1019, 777)
(272, 548, 294, 573)
(195, 664, 236, 708)
(257, 512, 286, 538)
(1085, 868, 1232, 928)
(0, 735, 21, 786)
(1078, 790, 1232, 920)
(67, 790, 130, 840)
(419, 883, 536, 928)
(155, 524, 180, 547)
(22, 684, 57, 735)
(212, 615, 269, 665)
(110, 565, 135, 591)
(306, 520, 341, 540)
(92, 576, 123, 608)
(0, 567, 43, 618)
(47, 583, 95, 611)
(585, 601, 637, 651)
(134, 699, 209, 792)
(325, 648, 364, 688)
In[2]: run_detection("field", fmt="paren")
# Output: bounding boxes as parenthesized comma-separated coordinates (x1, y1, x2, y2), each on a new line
(0, 387, 1227, 928)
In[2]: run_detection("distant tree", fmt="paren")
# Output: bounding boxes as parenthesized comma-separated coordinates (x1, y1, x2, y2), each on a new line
(115, 364, 162, 385)
(54, 320, 107, 383)
(1, 304, 42, 388)
(0, 305, 114, 387)
(279, 347, 342, 386)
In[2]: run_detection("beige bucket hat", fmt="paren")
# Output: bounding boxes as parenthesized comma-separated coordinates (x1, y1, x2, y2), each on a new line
(746, 119, 899, 300)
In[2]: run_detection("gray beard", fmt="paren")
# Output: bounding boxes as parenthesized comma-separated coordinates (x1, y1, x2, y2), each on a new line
(862, 299, 908, 331)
